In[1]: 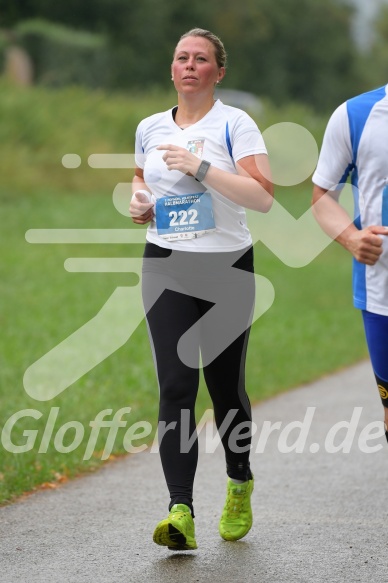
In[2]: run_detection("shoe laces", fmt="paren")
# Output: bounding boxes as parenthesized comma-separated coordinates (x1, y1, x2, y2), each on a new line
(225, 485, 246, 517)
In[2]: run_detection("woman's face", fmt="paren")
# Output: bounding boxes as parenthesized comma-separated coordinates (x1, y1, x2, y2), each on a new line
(171, 36, 225, 96)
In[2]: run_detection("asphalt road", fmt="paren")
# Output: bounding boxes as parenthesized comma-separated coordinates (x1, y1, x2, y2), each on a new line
(1, 361, 387, 583)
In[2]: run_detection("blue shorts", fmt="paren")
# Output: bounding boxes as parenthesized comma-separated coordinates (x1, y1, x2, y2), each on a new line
(362, 310, 388, 384)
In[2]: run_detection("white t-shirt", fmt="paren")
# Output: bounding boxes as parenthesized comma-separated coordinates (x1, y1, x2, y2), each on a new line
(312, 84, 388, 316)
(135, 99, 267, 252)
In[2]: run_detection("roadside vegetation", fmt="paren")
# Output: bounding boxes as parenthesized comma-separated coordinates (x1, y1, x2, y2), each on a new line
(0, 83, 367, 504)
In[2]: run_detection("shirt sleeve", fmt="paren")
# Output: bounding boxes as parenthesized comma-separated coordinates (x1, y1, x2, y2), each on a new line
(312, 103, 353, 191)
(134, 122, 145, 169)
(230, 111, 268, 163)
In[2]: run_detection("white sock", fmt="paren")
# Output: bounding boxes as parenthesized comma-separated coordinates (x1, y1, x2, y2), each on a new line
(230, 478, 245, 484)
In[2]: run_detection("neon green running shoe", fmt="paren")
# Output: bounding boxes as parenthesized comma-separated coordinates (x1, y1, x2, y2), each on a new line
(153, 504, 197, 551)
(219, 477, 254, 541)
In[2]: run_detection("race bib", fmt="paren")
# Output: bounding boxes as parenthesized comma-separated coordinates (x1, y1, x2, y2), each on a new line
(155, 192, 216, 241)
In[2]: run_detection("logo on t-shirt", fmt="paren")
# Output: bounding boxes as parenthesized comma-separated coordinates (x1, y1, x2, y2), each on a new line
(187, 139, 205, 158)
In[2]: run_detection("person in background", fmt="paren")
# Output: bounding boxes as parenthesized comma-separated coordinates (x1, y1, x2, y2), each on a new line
(130, 28, 273, 551)
(312, 84, 388, 445)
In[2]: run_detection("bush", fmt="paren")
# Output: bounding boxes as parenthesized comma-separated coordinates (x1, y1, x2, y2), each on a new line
(14, 19, 111, 88)
(0, 82, 177, 196)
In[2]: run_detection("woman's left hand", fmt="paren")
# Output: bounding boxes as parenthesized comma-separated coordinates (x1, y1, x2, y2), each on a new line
(157, 144, 200, 176)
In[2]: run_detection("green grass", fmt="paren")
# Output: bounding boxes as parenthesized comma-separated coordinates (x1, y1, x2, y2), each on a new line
(0, 186, 367, 504)
(0, 81, 327, 198)
(0, 83, 367, 504)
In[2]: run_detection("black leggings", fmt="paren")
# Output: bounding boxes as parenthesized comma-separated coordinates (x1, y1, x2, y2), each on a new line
(142, 243, 255, 513)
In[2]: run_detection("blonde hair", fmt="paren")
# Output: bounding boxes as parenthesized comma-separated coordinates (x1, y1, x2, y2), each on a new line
(177, 28, 227, 69)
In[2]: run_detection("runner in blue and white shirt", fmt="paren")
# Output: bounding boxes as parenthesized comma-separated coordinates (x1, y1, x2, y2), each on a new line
(129, 28, 273, 551)
(134, 99, 268, 252)
(312, 84, 388, 443)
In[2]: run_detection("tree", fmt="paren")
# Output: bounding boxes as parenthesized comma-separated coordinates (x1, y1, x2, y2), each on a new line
(209, 0, 363, 111)
(0, 0, 367, 112)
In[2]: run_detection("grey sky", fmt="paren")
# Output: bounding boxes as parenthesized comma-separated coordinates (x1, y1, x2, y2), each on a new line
(347, 0, 388, 49)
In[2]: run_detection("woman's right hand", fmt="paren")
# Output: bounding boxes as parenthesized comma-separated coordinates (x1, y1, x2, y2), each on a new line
(129, 191, 154, 225)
